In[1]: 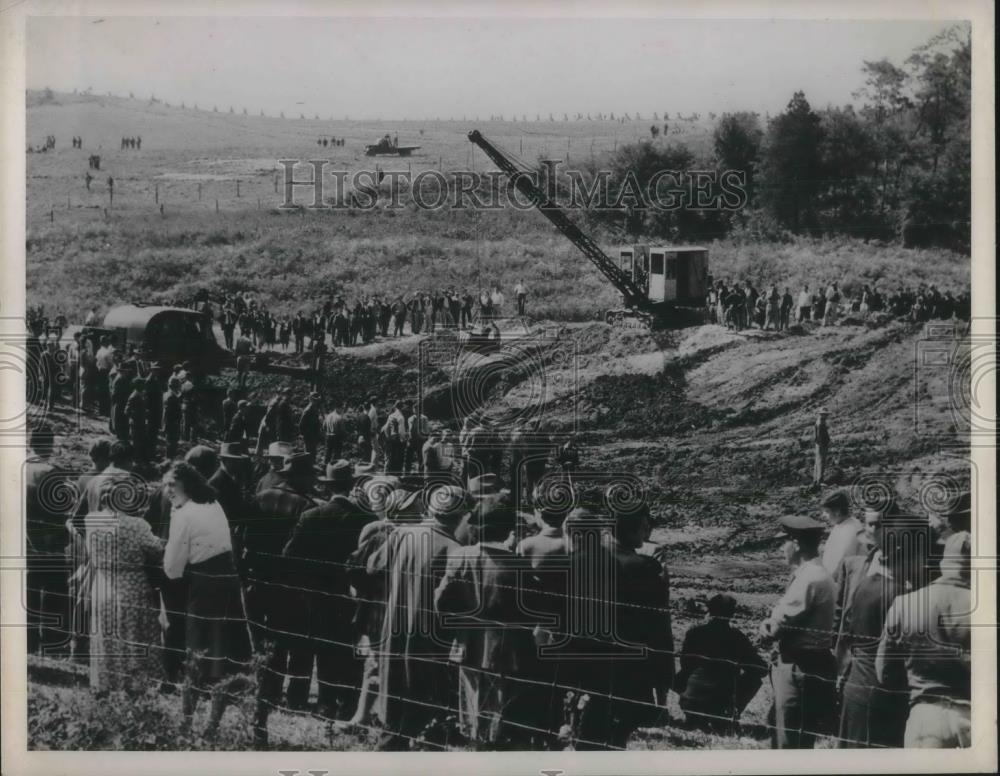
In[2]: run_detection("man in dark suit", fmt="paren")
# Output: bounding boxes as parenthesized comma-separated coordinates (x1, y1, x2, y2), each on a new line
(675, 593, 766, 733)
(211, 442, 256, 567)
(563, 503, 674, 750)
(283, 459, 374, 719)
(435, 492, 539, 749)
(250, 452, 321, 747)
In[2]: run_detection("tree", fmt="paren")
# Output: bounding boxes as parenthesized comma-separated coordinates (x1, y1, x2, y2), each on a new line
(758, 91, 824, 232)
(649, 124, 660, 139)
(713, 112, 764, 198)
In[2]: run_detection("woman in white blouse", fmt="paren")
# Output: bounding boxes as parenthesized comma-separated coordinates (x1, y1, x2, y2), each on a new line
(163, 462, 252, 737)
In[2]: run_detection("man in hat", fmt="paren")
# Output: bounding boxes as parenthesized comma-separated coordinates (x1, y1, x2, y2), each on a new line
(298, 392, 323, 459)
(876, 531, 971, 748)
(211, 442, 255, 563)
(383, 400, 408, 474)
(812, 409, 831, 489)
(675, 593, 767, 734)
(109, 362, 133, 440)
(366, 397, 382, 467)
(434, 492, 538, 748)
(125, 377, 148, 462)
(250, 451, 322, 746)
(180, 370, 200, 442)
(819, 489, 862, 576)
(226, 400, 251, 444)
(162, 376, 183, 458)
(283, 459, 373, 719)
(221, 388, 238, 434)
(255, 441, 292, 494)
(759, 514, 837, 749)
(143, 370, 162, 461)
(276, 388, 296, 443)
(367, 484, 472, 750)
(564, 502, 674, 750)
(405, 402, 430, 475)
(322, 401, 347, 463)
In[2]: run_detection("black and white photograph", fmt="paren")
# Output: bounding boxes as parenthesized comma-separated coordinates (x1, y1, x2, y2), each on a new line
(0, 2, 995, 773)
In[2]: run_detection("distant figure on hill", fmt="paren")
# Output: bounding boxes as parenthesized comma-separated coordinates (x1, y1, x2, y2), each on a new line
(813, 409, 830, 489)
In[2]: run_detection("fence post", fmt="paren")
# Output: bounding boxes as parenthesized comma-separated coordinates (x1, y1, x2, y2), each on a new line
(67, 195, 70, 209)
(236, 180, 241, 198)
(215, 198, 219, 213)
(155, 184, 159, 203)
(160, 203, 164, 217)
(198, 182, 202, 201)
(50, 208, 54, 222)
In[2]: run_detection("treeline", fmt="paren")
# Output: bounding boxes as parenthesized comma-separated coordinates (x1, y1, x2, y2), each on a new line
(573, 26, 971, 252)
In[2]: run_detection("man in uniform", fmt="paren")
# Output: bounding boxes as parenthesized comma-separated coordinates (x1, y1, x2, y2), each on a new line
(819, 489, 862, 576)
(221, 388, 238, 436)
(759, 514, 836, 749)
(383, 400, 408, 474)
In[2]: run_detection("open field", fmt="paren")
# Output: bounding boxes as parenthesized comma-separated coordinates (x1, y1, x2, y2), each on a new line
(25, 92, 973, 751)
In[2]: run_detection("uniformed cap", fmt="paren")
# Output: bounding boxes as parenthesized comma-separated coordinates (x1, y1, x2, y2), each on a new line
(776, 514, 827, 538)
(309, 392, 321, 401)
(818, 408, 830, 415)
(237, 399, 250, 408)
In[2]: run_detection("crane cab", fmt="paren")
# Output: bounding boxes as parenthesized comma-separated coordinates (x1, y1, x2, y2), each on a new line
(647, 246, 709, 304)
(618, 245, 651, 295)
(618, 245, 708, 305)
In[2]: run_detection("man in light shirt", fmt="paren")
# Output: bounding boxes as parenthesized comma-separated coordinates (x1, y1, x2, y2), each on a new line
(490, 286, 504, 318)
(513, 280, 527, 316)
(797, 285, 812, 323)
(819, 489, 862, 576)
(760, 514, 837, 749)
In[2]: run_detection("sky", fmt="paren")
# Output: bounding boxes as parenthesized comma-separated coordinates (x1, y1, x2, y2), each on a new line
(26, 16, 962, 120)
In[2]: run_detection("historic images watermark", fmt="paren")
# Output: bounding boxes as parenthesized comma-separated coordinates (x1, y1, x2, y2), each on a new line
(276, 159, 749, 212)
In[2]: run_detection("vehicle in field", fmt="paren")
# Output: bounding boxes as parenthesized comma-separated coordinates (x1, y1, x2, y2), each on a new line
(467, 129, 708, 328)
(88, 303, 321, 384)
(364, 133, 421, 157)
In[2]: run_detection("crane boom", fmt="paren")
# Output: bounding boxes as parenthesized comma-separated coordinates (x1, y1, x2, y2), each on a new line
(467, 130, 651, 311)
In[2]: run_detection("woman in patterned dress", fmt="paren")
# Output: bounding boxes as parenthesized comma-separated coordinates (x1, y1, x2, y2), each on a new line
(68, 467, 165, 692)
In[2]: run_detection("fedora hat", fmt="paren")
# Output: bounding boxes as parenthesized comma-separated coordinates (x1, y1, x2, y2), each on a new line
(281, 451, 314, 476)
(266, 441, 292, 459)
(318, 458, 354, 485)
(219, 442, 249, 461)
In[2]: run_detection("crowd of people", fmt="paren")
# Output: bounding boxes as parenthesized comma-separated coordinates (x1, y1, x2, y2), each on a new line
(25, 383, 971, 751)
(707, 280, 970, 331)
(120, 135, 143, 150)
(201, 283, 528, 353)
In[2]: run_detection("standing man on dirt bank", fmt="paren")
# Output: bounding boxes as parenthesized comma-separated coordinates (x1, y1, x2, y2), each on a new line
(812, 409, 830, 489)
